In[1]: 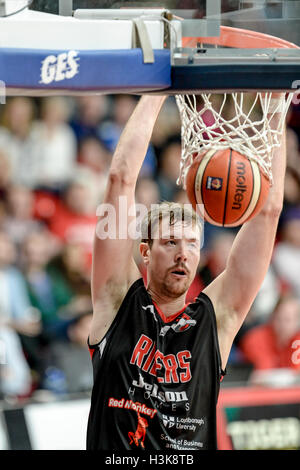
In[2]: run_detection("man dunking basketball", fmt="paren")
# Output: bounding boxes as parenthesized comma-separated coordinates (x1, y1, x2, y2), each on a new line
(86, 95, 286, 450)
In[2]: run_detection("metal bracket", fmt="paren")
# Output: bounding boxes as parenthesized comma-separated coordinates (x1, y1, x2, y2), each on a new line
(171, 0, 221, 38)
(132, 18, 154, 64)
(59, 0, 73, 17)
(172, 47, 300, 66)
(0, 0, 6, 17)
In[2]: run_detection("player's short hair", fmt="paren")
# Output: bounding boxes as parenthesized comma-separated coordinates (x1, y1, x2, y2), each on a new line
(141, 201, 202, 248)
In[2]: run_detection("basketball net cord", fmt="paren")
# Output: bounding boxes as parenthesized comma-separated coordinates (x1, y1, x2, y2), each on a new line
(175, 92, 294, 187)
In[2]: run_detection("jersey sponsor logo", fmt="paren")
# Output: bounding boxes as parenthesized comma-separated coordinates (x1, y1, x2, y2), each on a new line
(161, 433, 204, 450)
(128, 411, 148, 449)
(159, 313, 197, 337)
(108, 397, 157, 418)
(108, 397, 156, 449)
(130, 334, 192, 384)
(162, 414, 176, 428)
(131, 374, 189, 404)
(161, 414, 204, 433)
(40, 50, 80, 85)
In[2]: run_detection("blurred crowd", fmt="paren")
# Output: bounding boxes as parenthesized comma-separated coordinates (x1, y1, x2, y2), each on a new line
(0, 94, 299, 402)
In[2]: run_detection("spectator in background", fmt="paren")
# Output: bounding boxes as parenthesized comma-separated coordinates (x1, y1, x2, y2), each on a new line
(0, 97, 38, 187)
(287, 102, 300, 143)
(173, 187, 190, 205)
(135, 177, 160, 210)
(0, 231, 41, 398)
(151, 96, 181, 159)
(0, 201, 6, 232)
(70, 95, 109, 144)
(273, 207, 300, 300)
(99, 95, 157, 178)
(21, 230, 73, 333)
(0, 326, 32, 399)
(47, 168, 99, 267)
(20, 229, 93, 389)
(277, 165, 300, 235)
(0, 152, 9, 230)
(30, 97, 77, 192)
(282, 166, 300, 211)
(156, 136, 182, 201)
(77, 135, 110, 203)
(286, 127, 300, 177)
(46, 312, 93, 395)
(99, 95, 137, 151)
(47, 241, 92, 299)
(3, 184, 44, 253)
(78, 135, 111, 178)
(243, 266, 282, 327)
(0, 231, 40, 335)
(197, 231, 236, 288)
(0, 149, 12, 198)
(239, 294, 300, 373)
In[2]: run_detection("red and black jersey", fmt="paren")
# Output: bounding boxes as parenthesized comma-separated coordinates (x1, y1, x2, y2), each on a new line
(86, 278, 225, 451)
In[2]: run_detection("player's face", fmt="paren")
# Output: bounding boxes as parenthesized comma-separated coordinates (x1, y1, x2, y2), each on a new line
(146, 220, 201, 298)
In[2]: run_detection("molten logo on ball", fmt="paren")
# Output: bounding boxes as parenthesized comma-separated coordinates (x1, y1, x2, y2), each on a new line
(232, 161, 247, 210)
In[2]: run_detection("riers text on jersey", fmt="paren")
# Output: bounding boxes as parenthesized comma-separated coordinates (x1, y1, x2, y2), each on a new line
(130, 334, 192, 384)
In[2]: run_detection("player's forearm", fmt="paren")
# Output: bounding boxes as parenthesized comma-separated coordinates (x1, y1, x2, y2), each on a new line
(244, 124, 285, 248)
(109, 95, 166, 184)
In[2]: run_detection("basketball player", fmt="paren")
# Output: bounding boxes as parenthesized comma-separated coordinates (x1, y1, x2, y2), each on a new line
(86, 95, 286, 450)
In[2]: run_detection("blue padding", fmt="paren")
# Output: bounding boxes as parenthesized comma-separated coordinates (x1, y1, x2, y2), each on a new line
(0, 48, 171, 92)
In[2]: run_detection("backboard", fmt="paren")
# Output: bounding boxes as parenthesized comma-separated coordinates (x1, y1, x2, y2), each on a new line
(31, 0, 300, 46)
(0, 0, 299, 94)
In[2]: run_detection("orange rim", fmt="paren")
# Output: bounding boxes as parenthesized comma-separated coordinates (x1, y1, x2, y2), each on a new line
(182, 25, 299, 49)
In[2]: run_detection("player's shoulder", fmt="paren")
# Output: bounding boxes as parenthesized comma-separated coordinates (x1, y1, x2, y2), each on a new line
(186, 291, 216, 319)
(190, 290, 215, 307)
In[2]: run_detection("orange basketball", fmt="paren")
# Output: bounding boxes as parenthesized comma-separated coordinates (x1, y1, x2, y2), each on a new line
(185, 148, 270, 227)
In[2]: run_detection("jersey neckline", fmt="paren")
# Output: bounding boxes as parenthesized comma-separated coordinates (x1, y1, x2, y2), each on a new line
(151, 299, 189, 324)
(140, 277, 190, 324)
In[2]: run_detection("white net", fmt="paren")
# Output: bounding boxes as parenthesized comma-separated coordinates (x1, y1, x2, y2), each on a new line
(175, 92, 294, 187)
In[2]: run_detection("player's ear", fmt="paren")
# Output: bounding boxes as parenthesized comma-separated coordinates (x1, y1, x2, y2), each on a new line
(140, 242, 150, 265)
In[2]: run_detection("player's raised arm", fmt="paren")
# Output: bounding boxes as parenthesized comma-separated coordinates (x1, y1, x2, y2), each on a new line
(90, 95, 166, 345)
(203, 112, 287, 369)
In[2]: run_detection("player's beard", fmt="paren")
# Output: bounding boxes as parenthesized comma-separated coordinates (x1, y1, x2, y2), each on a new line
(161, 271, 191, 298)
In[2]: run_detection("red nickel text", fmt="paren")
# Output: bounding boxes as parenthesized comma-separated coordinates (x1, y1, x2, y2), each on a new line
(130, 334, 192, 384)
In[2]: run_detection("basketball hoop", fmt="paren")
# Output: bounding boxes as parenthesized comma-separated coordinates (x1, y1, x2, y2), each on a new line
(175, 26, 299, 187)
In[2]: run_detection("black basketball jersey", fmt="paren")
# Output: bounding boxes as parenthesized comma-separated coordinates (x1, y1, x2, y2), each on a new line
(86, 278, 225, 451)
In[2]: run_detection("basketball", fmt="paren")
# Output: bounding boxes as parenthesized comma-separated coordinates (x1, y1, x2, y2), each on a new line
(185, 148, 270, 227)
